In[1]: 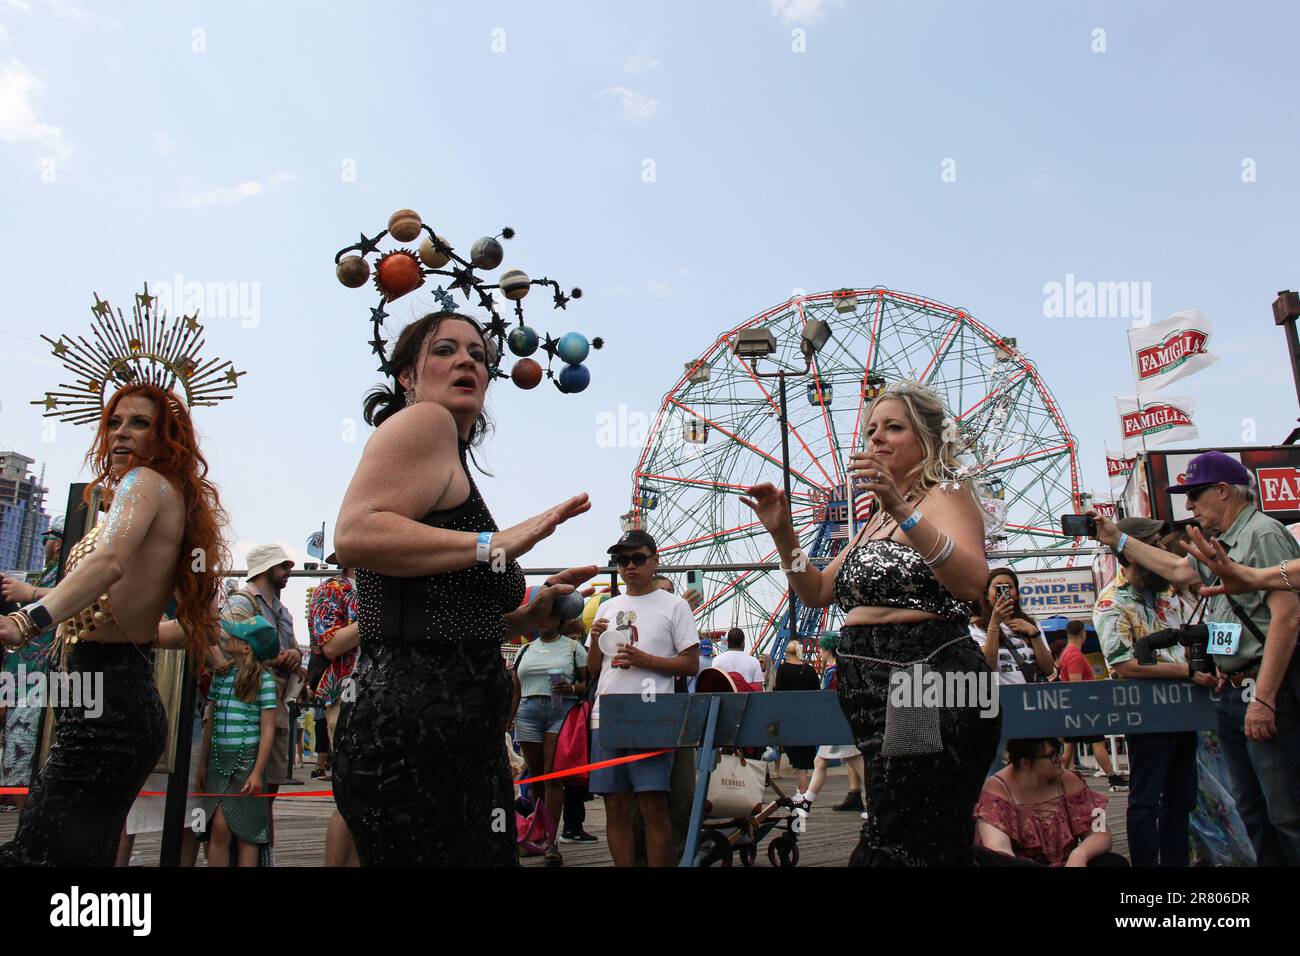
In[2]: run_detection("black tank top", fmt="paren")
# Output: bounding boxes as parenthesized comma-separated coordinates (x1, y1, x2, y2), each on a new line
(356, 441, 526, 650)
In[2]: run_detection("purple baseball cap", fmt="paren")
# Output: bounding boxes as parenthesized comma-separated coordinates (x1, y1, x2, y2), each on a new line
(1168, 451, 1250, 493)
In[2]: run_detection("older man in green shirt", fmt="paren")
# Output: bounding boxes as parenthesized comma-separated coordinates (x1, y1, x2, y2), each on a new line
(1094, 451, 1300, 866)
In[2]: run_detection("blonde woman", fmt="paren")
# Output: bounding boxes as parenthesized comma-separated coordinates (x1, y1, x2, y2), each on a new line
(743, 381, 999, 866)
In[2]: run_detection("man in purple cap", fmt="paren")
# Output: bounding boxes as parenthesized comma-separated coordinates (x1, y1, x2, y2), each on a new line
(1092, 451, 1300, 865)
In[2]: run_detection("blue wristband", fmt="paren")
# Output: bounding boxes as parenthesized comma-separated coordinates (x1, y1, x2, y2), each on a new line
(476, 531, 494, 565)
(1114, 532, 1128, 555)
(899, 509, 923, 533)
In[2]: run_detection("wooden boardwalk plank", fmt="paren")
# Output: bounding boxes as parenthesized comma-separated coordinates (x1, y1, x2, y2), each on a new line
(0, 763, 1129, 867)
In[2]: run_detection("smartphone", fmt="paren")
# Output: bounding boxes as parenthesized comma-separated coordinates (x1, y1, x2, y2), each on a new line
(687, 570, 698, 588)
(994, 583, 1012, 602)
(1060, 514, 1097, 538)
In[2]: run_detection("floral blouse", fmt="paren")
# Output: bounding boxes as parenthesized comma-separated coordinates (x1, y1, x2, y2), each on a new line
(308, 575, 358, 707)
(973, 771, 1109, 866)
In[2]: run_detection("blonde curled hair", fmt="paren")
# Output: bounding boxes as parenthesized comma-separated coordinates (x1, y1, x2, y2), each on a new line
(866, 380, 968, 496)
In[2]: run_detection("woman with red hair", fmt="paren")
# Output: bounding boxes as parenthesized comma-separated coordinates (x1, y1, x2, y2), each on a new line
(0, 383, 228, 866)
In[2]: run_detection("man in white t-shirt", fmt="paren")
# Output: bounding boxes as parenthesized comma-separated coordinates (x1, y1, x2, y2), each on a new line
(587, 530, 700, 867)
(710, 627, 765, 689)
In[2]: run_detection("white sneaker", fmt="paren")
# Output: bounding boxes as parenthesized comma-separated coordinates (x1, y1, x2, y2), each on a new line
(1092, 769, 1106, 778)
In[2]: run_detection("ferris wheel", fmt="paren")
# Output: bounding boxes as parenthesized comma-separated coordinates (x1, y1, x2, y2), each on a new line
(629, 287, 1084, 657)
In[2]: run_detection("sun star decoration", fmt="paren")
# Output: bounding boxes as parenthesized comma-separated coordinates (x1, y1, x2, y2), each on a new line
(33, 284, 244, 425)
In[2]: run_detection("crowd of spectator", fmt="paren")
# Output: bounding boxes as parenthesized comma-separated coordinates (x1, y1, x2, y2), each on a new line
(3, 448, 1294, 869)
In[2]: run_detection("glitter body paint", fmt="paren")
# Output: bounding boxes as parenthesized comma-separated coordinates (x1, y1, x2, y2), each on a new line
(0, 493, 167, 866)
(0, 468, 171, 866)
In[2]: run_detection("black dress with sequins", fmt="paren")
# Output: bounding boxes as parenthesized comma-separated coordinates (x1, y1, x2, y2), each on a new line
(0, 641, 166, 867)
(832, 538, 1002, 866)
(332, 440, 526, 866)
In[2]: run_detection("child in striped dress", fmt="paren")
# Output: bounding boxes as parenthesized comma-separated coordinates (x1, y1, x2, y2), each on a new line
(197, 616, 280, 867)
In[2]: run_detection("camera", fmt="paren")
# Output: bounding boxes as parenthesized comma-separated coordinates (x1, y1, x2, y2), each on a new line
(1060, 514, 1097, 538)
(1134, 624, 1212, 676)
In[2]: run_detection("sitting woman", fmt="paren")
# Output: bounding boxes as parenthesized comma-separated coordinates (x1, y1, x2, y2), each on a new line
(974, 738, 1128, 867)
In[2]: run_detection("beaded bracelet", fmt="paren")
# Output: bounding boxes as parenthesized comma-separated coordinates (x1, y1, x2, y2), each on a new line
(1281, 561, 1296, 592)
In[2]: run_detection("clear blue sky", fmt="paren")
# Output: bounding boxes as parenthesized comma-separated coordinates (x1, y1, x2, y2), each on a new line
(3, 0, 1298, 636)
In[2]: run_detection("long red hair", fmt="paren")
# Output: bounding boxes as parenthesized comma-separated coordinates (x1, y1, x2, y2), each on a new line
(84, 383, 229, 668)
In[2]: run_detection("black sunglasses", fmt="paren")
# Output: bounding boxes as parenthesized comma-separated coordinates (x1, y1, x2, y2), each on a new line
(614, 552, 653, 567)
(1185, 483, 1225, 504)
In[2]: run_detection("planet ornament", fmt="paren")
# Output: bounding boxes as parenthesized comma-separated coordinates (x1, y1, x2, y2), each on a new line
(388, 209, 423, 243)
(333, 211, 596, 393)
(499, 268, 531, 301)
(419, 235, 451, 268)
(556, 332, 590, 365)
(511, 357, 543, 389)
(552, 591, 586, 621)
(558, 363, 590, 393)
(470, 237, 504, 271)
(374, 250, 424, 301)
(336, 256, 371, 288)
(507, 325, 539, 357)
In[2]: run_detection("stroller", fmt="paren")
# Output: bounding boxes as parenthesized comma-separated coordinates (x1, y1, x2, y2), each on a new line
(692, 667, 803, 868)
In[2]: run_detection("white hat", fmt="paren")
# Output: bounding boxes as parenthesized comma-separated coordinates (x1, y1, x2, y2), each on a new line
(246, 544, 294, 580)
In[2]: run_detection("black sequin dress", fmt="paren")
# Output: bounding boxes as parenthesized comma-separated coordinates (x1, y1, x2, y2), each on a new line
(833, 538, 1002, 866)
(0, 641, 166, 867)
(332, 440, 527, 866)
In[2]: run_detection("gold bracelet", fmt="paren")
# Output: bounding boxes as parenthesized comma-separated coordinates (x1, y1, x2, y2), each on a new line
(5, 611, 34, 649)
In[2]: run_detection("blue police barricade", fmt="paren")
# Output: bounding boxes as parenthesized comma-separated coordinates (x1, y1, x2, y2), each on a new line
(600, 680, 1219, 867)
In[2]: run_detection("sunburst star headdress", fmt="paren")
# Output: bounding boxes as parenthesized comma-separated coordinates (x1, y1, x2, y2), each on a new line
(333, 207, 604, 393)
(33, 283, 244, 425)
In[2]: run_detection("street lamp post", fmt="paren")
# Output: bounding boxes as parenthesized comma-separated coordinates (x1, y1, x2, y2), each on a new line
(730, 316, 832, 656)
(1273, 291, 1300, 443)
(778, 371, 793, 527)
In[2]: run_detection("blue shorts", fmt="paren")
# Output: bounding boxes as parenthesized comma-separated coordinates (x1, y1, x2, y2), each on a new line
(588, 727, 673, 794)
(514, 696, 577, 743)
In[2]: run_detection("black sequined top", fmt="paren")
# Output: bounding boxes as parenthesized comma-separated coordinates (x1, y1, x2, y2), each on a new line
(833, 538, 971, 621)
(356, 441, 526, 649)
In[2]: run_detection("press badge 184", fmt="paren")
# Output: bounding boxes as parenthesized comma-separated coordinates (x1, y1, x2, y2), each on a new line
(1207, 622, 1243, 657)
